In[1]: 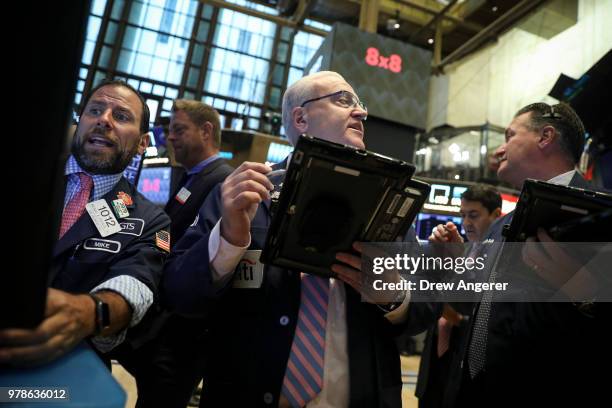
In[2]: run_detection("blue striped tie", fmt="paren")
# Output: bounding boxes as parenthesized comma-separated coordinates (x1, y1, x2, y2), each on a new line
(281, 273, 330, 407)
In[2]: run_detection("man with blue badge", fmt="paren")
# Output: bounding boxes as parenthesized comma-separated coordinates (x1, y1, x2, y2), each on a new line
(165, 99, 234, 244)
(163, 71, 416, 407)
(0, 80, 170, 367)
(119, 100, 233, 408)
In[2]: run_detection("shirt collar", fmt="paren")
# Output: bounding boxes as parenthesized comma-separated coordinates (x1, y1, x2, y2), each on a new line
(187, 154, 220, 176)
(547, 169, 576, 187)
(65, 155, 123, 200)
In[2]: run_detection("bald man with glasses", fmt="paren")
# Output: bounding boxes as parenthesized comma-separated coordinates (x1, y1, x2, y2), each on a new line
(162, 71, 416, 408)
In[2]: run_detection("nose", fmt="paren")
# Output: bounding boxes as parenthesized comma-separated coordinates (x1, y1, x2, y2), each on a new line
(352, 106, 368, 121)
(97, 108, 113, 128)
(494, 144, 505, 160)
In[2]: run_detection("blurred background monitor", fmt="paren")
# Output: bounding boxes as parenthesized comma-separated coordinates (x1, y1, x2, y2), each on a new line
(123, 153, 144, 185)
(415, 213, 465, 241)
(136, 164, 183, 207)
(266, 142, 293, 164)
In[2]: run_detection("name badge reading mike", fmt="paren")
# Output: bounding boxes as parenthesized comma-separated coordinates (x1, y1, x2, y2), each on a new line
(86, 199, 122, 237)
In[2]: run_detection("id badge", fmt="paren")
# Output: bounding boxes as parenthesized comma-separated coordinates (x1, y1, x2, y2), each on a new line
(86, 199, 122, 237)
(233, 250, 264, 289)
(175, 187, 192, 204)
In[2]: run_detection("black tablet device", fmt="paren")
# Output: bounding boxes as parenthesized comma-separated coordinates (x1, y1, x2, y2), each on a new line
(503, 179, 612, 242)
(260, 135, 430, 278)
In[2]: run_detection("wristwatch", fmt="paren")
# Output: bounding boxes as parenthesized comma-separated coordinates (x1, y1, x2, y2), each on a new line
(88, 293, 111, 335)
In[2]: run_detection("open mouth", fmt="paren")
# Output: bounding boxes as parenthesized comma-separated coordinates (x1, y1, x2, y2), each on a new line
(348, 124, 363, 133)
(88, 135, 115, 148)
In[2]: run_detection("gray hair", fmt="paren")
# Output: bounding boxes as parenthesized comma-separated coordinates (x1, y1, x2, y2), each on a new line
(281, 71, 346, 145)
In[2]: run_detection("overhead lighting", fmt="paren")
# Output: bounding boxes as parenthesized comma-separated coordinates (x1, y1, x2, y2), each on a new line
(143, 157, 169, 165)
(428, 136, 439, 144)
(387, 10, 401, 32)
(448, 143, 460, 154)
(492, 6, 498, 12)
(145, 146, 158, 157)
(428, 38, 434, 44)
(454, 174, 460, 180)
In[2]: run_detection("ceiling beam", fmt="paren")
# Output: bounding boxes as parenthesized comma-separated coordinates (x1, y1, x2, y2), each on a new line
(433, 0, 548, 71)
(199, 0, 328, 36)
(409, 0, 458, 41)
(359, 0, 381, 33)
(393, 0, 484, 32)
(290, 0, 317, 25)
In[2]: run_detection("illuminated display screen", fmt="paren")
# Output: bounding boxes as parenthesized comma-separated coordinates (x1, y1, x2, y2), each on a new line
(266, 142, 293, 164)
(421, 182, 518, 215)
(137, 166, 172, 206)
(123, 153, 142, 185)
(424, 183, 463, 214)
(415, 213, 466, 241)
(306, 23, 431, 128)
(364, 47, 402, 73)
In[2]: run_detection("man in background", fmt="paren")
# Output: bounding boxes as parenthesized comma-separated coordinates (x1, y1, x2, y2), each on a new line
(418, 184, 501, 407)
(119, 100, 233, 407)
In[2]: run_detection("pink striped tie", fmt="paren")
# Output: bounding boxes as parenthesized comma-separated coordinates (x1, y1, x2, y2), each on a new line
(59, 173, 93, 238)
(281, 273, 329, 407)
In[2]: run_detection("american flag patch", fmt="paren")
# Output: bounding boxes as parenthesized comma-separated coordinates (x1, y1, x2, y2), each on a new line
(155, 230, 171, 252)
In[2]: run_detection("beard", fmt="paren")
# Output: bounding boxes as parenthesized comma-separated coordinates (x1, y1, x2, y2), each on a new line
(71, 130, 140, 175)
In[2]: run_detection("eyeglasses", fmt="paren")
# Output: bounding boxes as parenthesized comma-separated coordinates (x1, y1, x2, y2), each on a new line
(300, 90, 367, 115)
(542, 104, 563, 120)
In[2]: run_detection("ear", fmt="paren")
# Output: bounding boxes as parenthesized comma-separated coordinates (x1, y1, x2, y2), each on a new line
(492, 207, 502, 218)
(137, 132, 150, 155)
(201, 121, 213, 142)
(292, 106, 308, 133)
(538, 125, 556, 149)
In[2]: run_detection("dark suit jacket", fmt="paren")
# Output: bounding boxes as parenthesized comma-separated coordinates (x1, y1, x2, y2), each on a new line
(411, 173, 606, 407)
(113, 158, 232, 385)
(164, 158, 233, 246)
(51, 177, 171, 349)
(164, 165, 409, 407)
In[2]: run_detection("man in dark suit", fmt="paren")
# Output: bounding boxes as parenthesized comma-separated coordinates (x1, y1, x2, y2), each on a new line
(118, 100, 233, 408)
(163, 71, 415, 407)
(417, 184, 502, 407)
(165, 100, 234, 244)
(0, 80, 170, 366)
(414, 102, 603, 407)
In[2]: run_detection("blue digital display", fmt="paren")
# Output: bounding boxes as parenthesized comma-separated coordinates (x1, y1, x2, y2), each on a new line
(123, 153, 142, 185)
(137, 166, 172, 206)
(414, 213, 465, 241)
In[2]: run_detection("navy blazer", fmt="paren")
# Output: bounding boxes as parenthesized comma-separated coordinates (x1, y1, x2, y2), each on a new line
(164, 158, 233, 246)
(163, 166, 411, 407)
(51, 177, 171, 349)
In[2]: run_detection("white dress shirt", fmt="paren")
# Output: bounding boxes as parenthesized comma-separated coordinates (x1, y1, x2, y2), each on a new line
(207, 220, 410, 406)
